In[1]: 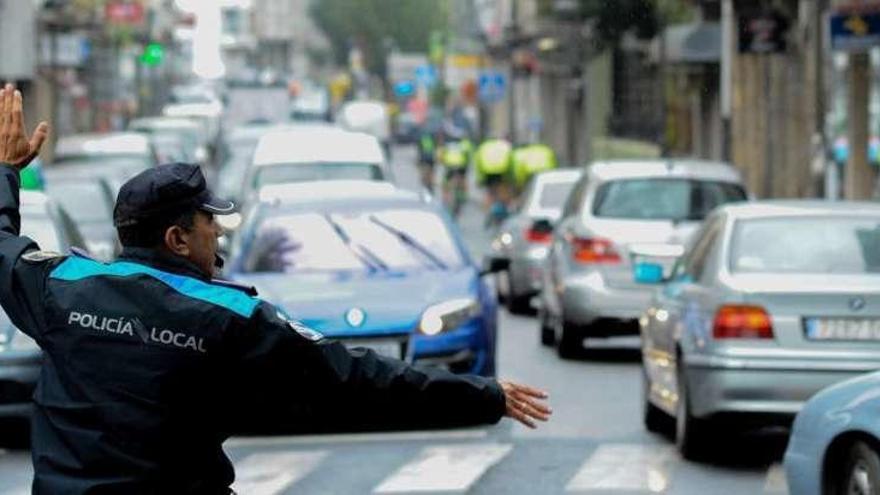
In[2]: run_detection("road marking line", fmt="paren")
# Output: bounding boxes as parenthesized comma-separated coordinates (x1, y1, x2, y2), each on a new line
(373, 443, 513, 493)
(764, 463, 788, 493)
(565, 444, 676, 492)
(225, 428, 488, 448)
(231, 451, 327, 495)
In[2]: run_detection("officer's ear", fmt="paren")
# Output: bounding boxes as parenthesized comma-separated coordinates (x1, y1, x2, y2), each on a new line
(163, 225, 191, 257)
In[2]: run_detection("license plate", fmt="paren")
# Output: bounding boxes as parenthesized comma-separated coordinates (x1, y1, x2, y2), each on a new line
(804, 318, 880, 341)
(344, 340, 404, 359)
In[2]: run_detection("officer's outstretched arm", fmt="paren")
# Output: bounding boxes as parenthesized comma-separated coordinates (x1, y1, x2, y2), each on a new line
(0, 85, 53, 340)
(227, 302, 507, 432)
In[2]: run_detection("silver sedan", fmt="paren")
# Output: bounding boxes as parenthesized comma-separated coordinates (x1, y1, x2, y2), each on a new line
(490, 169, 582, 314)
(540, 160, 747, 357)
(639, 200, 880, 460)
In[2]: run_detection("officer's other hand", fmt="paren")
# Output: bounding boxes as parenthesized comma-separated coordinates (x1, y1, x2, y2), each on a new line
(498, 379, 552, 429)
(0, 83, 50, 170)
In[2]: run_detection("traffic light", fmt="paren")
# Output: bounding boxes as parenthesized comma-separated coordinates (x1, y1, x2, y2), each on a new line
(140, 42, 164, 66)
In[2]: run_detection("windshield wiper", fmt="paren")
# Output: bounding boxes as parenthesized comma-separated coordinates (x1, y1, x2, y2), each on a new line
(323, 214, 389, 272)
(368, 215, 448, 270)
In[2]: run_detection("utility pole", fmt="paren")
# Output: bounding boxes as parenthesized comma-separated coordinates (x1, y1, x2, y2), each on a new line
(507, 0, 519, 145)
(720, 0, 733, 162)
(845, 51, 873, 199)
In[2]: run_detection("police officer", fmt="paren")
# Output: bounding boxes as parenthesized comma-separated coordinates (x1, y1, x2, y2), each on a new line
(0, 84, 552, 494)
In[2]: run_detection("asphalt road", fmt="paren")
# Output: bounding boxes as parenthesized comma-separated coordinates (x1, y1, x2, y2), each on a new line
(0, 94, 793, 494)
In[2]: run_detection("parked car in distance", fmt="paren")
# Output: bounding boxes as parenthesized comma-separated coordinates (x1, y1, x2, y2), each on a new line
(489, 168, 582, 314)
(639, 201, 880, 460)
(128, 117, 209, 164)
(53, 132, 157, 195)
(337, 100, 391, 156)
(785, 370, 880, 495)
(541, 160, 747, 358)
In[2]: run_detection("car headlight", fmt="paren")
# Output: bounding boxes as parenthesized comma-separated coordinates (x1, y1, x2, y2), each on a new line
(419, 298, 481, 336)
(11, 330, 38, 352)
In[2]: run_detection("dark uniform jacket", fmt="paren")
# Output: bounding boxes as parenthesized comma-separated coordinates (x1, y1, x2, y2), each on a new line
(0, 165, 506, 494)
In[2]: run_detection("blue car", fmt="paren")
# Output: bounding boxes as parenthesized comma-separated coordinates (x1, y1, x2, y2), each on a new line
(785, 370, 880, 495)
(226, 181, 501, 376)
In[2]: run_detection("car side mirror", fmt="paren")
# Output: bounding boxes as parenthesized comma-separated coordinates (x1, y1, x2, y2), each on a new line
(480, 256, 510, 276)
(633, 262, 665, 284)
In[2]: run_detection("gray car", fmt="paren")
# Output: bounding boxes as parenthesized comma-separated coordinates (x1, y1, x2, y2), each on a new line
(490, 169, 582, 314)
(0, 191, 86, 421)
(540, 160, 747, 356)
(639, 201, 880, 460)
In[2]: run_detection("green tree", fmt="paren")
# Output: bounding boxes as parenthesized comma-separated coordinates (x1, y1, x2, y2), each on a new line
(539, 0, 693, 47)
(310, 0, 449, 79)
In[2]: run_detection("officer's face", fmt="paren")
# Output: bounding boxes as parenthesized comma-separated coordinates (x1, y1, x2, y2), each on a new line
(169, 211, 223, 277)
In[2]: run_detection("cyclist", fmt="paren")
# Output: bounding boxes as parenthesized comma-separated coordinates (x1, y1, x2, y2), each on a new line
(438, 124, 473, 219)
(512, 141, 558, 194)
(474, 137, 514, 229)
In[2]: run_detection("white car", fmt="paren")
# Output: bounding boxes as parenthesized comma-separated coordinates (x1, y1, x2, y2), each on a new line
(245, 126, 392, 205)
(162, 103, 223, 144)
(128, 117, 209, 163)
(337, 100, 391, 154)
(53, 132, 157, 194)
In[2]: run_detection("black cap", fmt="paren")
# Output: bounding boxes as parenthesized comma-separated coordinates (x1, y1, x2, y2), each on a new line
(113, 163, 235, 228)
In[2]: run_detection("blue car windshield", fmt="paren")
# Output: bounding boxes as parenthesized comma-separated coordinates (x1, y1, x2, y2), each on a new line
(240, 208, 464, 273)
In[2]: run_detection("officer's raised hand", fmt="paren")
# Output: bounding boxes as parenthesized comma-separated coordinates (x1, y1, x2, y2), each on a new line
(0, 83, 50, 169)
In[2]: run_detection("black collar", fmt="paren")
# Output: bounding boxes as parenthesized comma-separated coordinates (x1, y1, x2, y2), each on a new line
(118, 247, 209, 281)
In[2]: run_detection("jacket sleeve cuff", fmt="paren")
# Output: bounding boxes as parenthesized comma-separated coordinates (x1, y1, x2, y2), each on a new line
(485, 379, 507, 423)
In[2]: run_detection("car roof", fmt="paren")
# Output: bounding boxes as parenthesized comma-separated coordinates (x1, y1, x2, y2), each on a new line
(55, 133, 152, 157)
(719, 200, 880, 220)
(252, 127, 385, 166)
(587, 159, 743, 183)
(128, 117, 201, 131)
(257, 180, 419, 205)
(230, 122, 332, 143)
(532, 168, 583, 185)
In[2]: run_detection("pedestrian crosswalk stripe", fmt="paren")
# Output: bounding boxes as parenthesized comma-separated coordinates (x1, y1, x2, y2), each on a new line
(232, 451, 327, 495)
(565, 444, 677, 492)
(764, 463, 788, 494)
(373, 443, 513, 493)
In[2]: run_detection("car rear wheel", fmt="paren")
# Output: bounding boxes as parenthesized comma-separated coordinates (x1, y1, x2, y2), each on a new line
(643, 369, 671, 434)
(494, 271, 509, 304)
(556, 314, 582, 359)
(507, 292, 532, 315)
(837, 441, 880, 495)
(539, 307, 555, 346)
(675, 366, 710, 460)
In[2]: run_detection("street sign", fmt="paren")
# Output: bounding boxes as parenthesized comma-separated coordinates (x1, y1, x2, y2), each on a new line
(478, 71, 506, 104)
(831, 12, 880, 51)
(737, 9, 789, 54)
(40, 33, 91, 67)
(415, 65, 437, 88)
(105, 1, 145, 25)
(394, 80, 415, 97)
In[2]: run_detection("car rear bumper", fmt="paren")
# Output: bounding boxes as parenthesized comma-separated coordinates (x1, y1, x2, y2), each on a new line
(509, 248, 549, 297)
(685, 353, 880, 418)
(561, 272, 652, 328)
